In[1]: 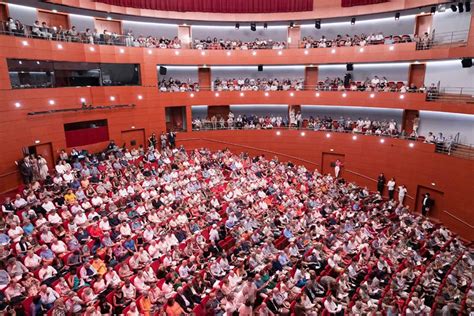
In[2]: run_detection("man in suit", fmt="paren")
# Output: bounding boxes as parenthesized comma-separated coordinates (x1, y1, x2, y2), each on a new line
(422, 193, 434, 216)
(19, 157, 33, 184)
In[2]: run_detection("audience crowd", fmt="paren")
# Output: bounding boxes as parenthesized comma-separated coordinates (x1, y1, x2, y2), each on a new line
(2, 142, 471, 316)
(193, 37, 286, 50)
(159, 78, 200, 92)
(300, 32, 413, 49)
(213, 78, 305, 91)
(316, 76, 437, 93)
(159, 76, 438, 94)
(4, 18, 441, 53)
(4, 18, 181, 48)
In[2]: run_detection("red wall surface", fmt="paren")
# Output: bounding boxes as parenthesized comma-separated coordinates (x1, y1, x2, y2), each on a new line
(176, 130, 474, 241)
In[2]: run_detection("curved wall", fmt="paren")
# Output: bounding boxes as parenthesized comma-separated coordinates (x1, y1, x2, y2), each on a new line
(45, 0, 443, 22)
(176, 130, 474, 240)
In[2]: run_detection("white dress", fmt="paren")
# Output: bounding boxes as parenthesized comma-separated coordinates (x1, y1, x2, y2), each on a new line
(38, 157, 49, 180)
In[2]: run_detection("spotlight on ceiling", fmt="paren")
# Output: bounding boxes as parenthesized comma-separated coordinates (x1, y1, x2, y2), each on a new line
(451, 4, 458, 11)
(315, 20, 321, 29)
(263, 22, 268, 29)
(458, 2, 464, 12)
(235, 23, 240, 29)
(395, 12, 400, 20)
(351, 17, 356, 25)
(289, 21, 295, 28)
(250, 23, 256, 32)
(465, 1, 471, 12)
(430, 6, 436, 13)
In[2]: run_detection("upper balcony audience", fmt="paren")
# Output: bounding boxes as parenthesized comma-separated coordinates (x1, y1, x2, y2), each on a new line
(213, 78, 305, 91)
(301, 32, 413, 49)
(193, 37, 286, 50)
(159, 78, 200, 92)
(4, 18, 180, 48)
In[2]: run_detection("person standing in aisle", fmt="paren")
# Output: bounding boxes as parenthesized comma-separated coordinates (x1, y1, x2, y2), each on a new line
(377, 173, 386, 196)
(387, 177, 396, 200)
(398, 185, 407, 205)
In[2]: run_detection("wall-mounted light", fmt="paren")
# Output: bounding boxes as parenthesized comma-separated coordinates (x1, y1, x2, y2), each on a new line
(80, 98, 86, 103)
(35, 140, 40, 144)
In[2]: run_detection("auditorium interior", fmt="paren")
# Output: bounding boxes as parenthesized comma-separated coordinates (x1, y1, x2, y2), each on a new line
(0, 0, 473, 315)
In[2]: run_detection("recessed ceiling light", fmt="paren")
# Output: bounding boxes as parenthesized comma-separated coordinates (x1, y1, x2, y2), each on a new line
(400, 94, 405, 99)
(304, 50, 309, 55)
(57, 44, 63, 49)
(278, 51, 282, 55)
(215, 92, 219, 97)
(326, 133, 331, 138)
(380, 138, 385, 143)
(252, 51, 257, 56)
(35, 140, 40, 144)
(14, 102, 21, 108)
(48, 100, 55, 105)
(342, 93, 347, 97)
(276, 131, 281, 136)
(80, 98, 86, 103)
(409, 143, 415, 148)
(110, 96, 115, 101)
(264, 92, 269, 96)
(290, 92, 294, 97)
(175, 51, 180, 55)
(301, 132, 306, 136)
(190, 93, 194, 97)
(240, 92, 244, 97)
(22, 41, 28, 46)
(352, 135, 357, 140)
(137, 95, 143, 100)
(120, 48, 125, 53)
(89, 47, 95, 51)
(331, 49, 336, 54)
(370, 93, 375, 98)
(316, 93, 320, 97)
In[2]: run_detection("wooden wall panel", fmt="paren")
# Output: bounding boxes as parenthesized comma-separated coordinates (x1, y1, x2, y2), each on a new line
(198, 67, 211, 90)
(415, 14, 433, 36)
(408, 63, 426, 88)
(94, 18, 122, 34)
(176, 130, 474, 240)
(37, 11, 69, 29)
(304, 66, 318, 89)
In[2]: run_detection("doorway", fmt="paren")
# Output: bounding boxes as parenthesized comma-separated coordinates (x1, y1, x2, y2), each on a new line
(321, 153, 345, 177)
(121, 129, 146, 150)
(28, 142, 55, 170)
(415, 185, 444, 219)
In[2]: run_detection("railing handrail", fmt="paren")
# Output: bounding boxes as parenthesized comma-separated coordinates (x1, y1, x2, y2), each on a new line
(443, 210, 474, 229)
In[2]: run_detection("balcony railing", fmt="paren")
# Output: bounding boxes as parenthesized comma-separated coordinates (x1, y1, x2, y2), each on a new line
(426, 86, 474, 103)
(415, 30, 469, 50)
